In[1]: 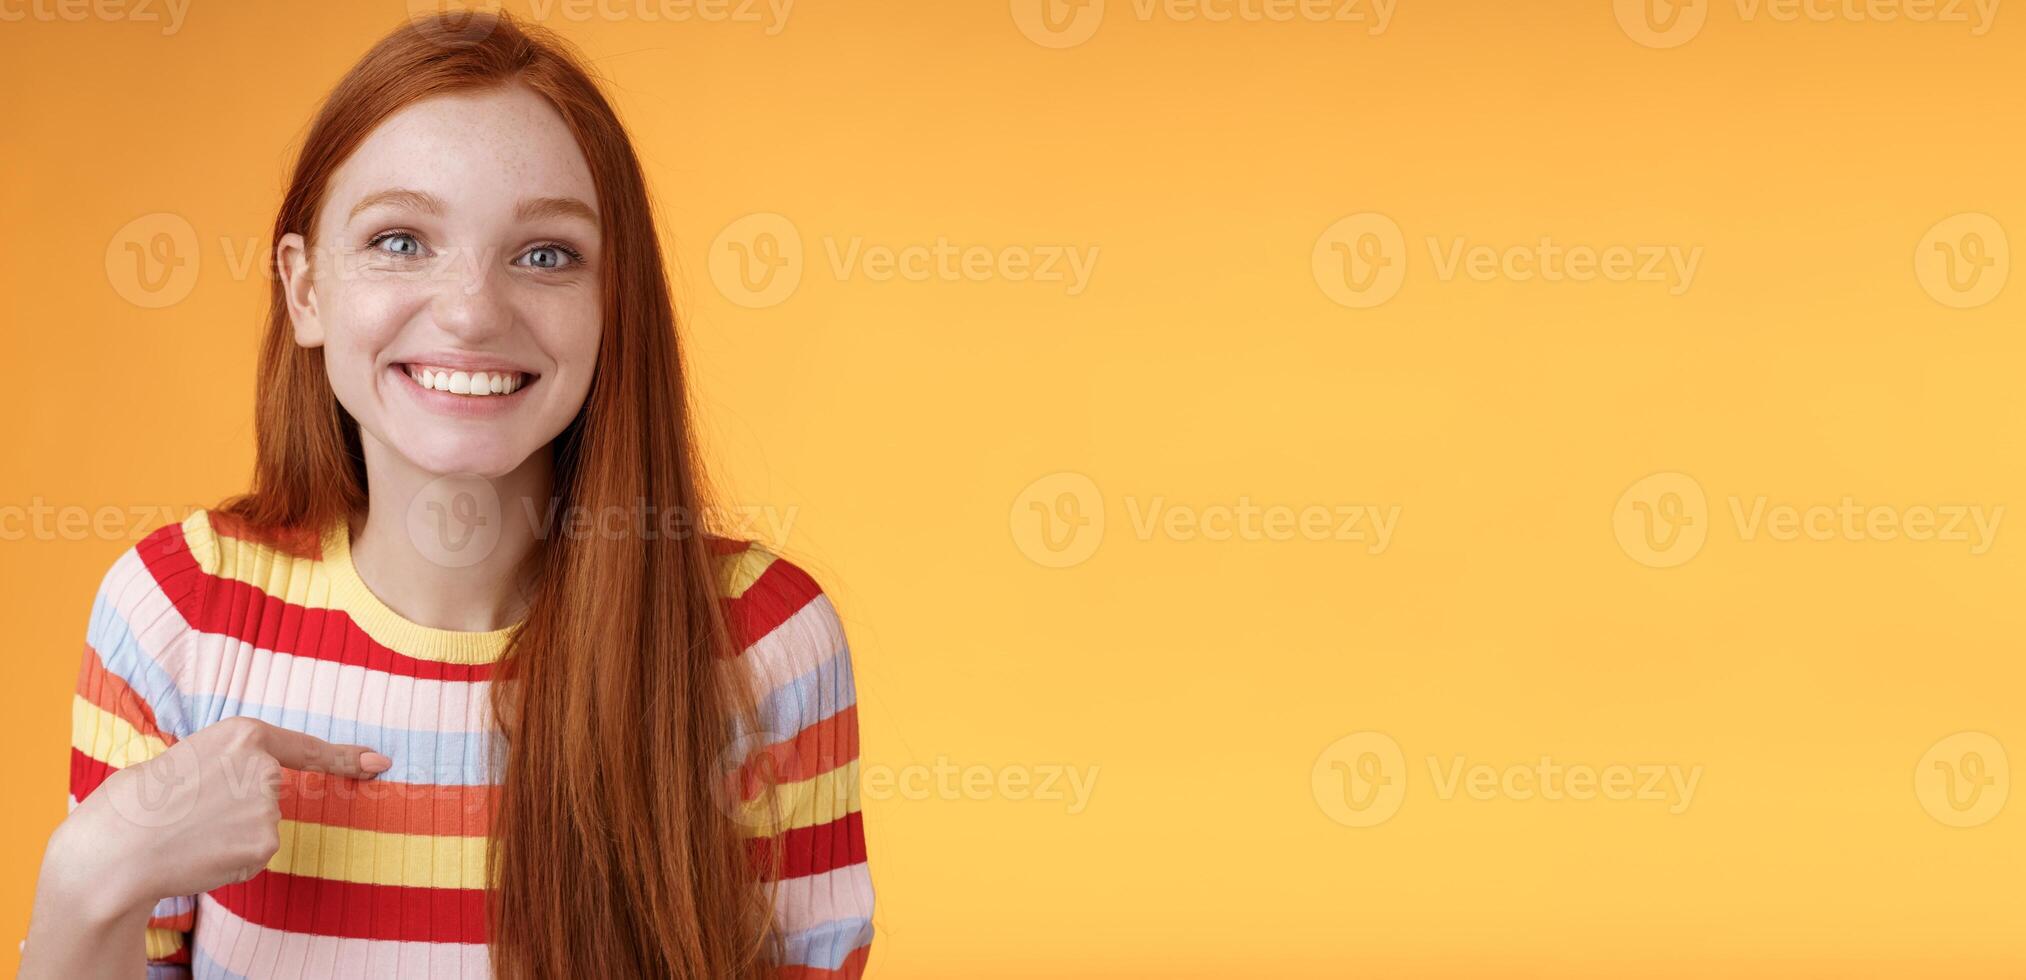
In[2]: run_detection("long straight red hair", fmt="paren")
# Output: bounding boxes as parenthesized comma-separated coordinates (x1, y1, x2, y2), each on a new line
(217, 12, 782, 978)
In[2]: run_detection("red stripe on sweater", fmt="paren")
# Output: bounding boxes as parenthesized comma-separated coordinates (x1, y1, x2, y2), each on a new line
(138, 523, 499, 683)
(75, 643, 173, 744)
(726, 551, 824, 651)
(144, 522, 821, 683)
(747, 811, 868, 882)
(280, 770, 497, 837)
(740, 706, 858, 800)
(149, 907, 195, 931)
(779, 943, 870, 980)
(71, 747, 117, 801)
(209, 870, 489, 944)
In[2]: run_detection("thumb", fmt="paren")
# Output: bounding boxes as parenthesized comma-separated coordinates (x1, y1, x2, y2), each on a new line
(246, 720, 393, 778)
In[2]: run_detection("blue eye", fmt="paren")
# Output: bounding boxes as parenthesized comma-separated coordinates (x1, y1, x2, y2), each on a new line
(519, 242, 584, 270)
(370, 232, 423, 257)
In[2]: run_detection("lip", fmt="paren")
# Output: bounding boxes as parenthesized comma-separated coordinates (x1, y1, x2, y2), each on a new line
(395, 350, 540, 375)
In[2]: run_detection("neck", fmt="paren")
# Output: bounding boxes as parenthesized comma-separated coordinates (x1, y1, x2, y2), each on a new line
(349, 435, 554, 632)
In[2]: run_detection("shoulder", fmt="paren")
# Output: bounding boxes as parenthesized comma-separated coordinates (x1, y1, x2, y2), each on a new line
(90, 506, 319, 637)
(712, 538, 844, 653)
(712, 539, 853, 704)
(79, 511, 221, 736)
(92, 509, 217, 628)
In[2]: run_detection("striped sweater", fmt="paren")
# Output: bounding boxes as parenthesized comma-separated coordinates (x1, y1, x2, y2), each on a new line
(68, 508, 873, 979)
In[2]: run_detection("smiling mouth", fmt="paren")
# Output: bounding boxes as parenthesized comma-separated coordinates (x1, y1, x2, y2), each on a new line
(399, 363, 538, 397)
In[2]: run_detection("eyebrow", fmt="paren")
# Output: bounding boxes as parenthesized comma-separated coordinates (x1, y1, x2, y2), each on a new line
(348, 188, 443, 221)
(347, 188, 599, 227)
(515, 195, 600, 226)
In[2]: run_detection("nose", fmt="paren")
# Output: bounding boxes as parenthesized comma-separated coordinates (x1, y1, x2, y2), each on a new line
(430, 244, 511, 341)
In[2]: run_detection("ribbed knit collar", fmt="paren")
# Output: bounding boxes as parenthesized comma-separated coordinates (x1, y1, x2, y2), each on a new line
(318, 513, 522, 665)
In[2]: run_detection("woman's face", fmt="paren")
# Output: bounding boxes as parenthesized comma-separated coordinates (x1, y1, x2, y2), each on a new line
(279, 84, 602, 480)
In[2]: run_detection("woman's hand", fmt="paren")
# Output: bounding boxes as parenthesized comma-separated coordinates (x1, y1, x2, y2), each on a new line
(22, 717, 390, 977)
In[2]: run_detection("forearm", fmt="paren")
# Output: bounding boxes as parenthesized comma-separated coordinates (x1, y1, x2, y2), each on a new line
(20, 820, 153, 980)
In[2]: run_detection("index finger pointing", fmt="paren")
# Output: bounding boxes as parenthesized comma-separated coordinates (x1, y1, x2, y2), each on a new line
(247, 721, 392, 779)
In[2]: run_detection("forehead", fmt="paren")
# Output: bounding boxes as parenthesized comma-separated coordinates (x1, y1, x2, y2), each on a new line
(323, 85, 598, 223)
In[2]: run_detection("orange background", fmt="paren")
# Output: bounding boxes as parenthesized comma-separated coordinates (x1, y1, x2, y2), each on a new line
(3, 0, 2023, 976)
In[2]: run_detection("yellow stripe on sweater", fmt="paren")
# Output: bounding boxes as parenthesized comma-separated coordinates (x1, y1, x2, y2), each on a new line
(271, 819, 489, 890)
(719, 543, 779, 599)
(736, 758, 861, 837)
(195, 508, 778, 612)
(143, 926, 186, 960)
(271, 776, 859, 887)
(200, 515, 348, 617)
(181, 509, 219, 577)
(71, 695, 168, 768)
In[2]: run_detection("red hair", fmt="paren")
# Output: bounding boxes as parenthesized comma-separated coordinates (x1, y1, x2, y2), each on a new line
(218, 12, 780, 978)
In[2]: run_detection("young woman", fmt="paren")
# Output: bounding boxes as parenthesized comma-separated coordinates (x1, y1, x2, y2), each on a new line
(22, 12, 872, 979)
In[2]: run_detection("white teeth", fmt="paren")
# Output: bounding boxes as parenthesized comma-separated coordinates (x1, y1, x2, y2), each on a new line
(404, 364, 527, 397)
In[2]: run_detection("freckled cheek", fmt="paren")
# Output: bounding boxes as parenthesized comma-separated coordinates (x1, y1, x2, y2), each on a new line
(525, 290, 603, 376)
(320, 278, 434, 363)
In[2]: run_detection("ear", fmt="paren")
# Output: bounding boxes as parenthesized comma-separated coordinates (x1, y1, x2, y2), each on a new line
(277, 232, 324, 348)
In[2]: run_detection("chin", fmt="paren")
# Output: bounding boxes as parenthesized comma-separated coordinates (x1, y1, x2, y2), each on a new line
(395, 433, 538, 481)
